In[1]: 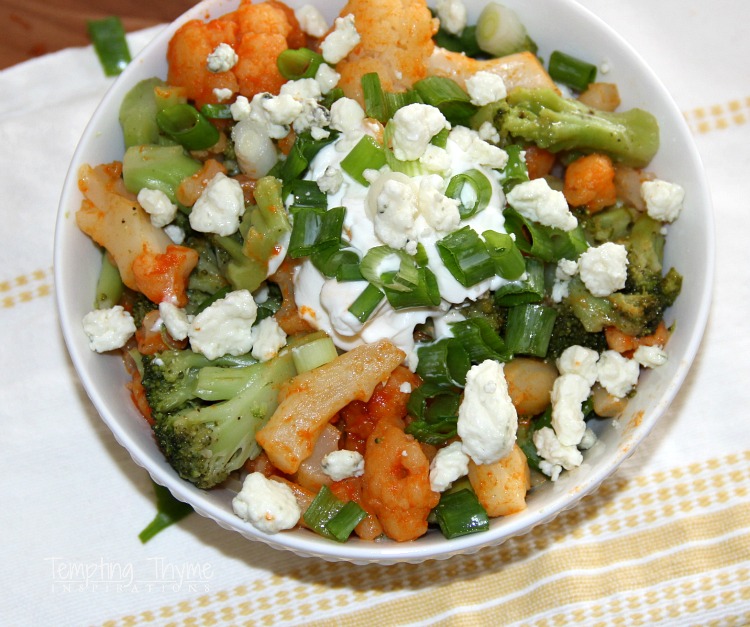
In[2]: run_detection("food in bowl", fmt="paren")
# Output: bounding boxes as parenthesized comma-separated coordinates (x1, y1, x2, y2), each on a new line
(63, 0, 696, 550)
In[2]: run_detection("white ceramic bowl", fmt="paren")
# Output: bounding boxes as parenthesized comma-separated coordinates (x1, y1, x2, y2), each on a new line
(54, 0, 713, 564)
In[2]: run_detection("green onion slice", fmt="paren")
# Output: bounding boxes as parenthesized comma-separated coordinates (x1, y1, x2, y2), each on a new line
(348, 283, 385, 323)
(405, 382, 462, 445)
(288, 206, 345, 258)
(277, 48, 325, 81)
(500, 144, 529, 193)
(416, 338, 471, 387)
(548, 50, 598, 92)
(200, 103, 233, 119)
(303, 485, 367, 542)
(413, 76, 477, 126)
(445, 169, 492, 219)
(156, 103, 220, 151)
(436, 226, 496, 287)
(449, 317, 510, 363)
(432, 489, 490, 539)
(341, 135, 387, 186)
(504, 302, 559, 358)
(482, 230, 525, 280)
(87, 16, 132, 76)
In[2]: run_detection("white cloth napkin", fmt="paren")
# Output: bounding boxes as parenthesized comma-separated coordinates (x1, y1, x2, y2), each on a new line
(1, 2, 749, 625)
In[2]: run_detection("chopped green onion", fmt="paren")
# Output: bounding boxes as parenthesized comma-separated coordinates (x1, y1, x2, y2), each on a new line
(156, 104, 220, 151)
(500, 144, 529, 193)
(475, 2, 538, 58)
(432, 489, 490, 539)
(272, 131, 338, 184)
(138, 481, 193, 543)
(292, 334, 338, 373)
(340, 135, 387, 185)
(311, 246, 359, 278)
(416, 338, 471, 387)
(336, 260, 364, 282)
(95, 253, 124, 310)
(303, 485, 367, 542)
(504, 302, 558, 357)
(360, 246, 411, 289)
(516, 407, 553, 471)
(288, 206, 345, 258)
(413, 76, 477, 126)
(449, 318, 509, 363)
(550, 225, 589, 261)
(431, 127, 451, 149)
(482, 230, 525, 280)
(277, 48, 325, 80)
(548, 50, 598, 92)
(433, 23, 482, 58)
(87, 16, 131, 76)
(406, 382, 461, 445)
(200, 103, 234, 119)
(361, 73, 389, 123)
(194, 285, 232, 316)
(493, 257, 545, 306)
(383, 266, 441, 309)
(445, 169, 492, 219)
(348, 283, 385, 323)
(436, 226, 496, 287)
(286, 179, 328, 208)
(502, 207, 556, 262)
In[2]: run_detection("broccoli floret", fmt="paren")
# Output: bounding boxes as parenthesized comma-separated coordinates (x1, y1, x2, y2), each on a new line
(546, 303, 608, 359)
(457, 294, 507, 334)
(126, 289, 158, 328)
(148, 349, 296, 488)
(495, 88, 660, 168)
(185, 234, 230, 307)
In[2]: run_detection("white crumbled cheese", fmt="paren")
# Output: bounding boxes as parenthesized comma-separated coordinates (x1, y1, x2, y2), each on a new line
(158, 301, 192, 341)
(213, 87, 234, 102)
(206, 43, 238, 73)
(457, 360, 518, 466)
(137, 188, 178, 229)
(232, 93, 289, 139)
(506, 178, 577, 231)
(597, 350, 640, 398)
(280, 77, 322, 102)
(188, 290, 258, 359)
(634, 344, 669, 368)
(556, 345, 600, 387)
(315, 63, 340, 94)
(578, 242, 628, 297)
(465, 71, 507, 106)
(189, 172, 246, 236)
(429, 441, 470, 492)
(330, 97, 365, 134)
(539, 460, 563, 482)
(232, 472, 301, 533)
(230, 95, 252, 121)
(320, 14, 360, 64)
(262, 93, 305, 127)
(578, 427, 597, 451)
(417, 175, 461, 234)
(550, 373, 591, 446)
(372, 175, 419, 251)
(294, 4, 329, 38)
(321, 449, 365, 481)
(419, 144, 452, 174)
(232, 119, 278, 178)
(551, 257, 580, 303)
(250, 316, 287, 362)
(641, 179, 685, 223)
(163, 223, 186, 245)
(448, 126, 508, 169)
(390, 104, 450, 161)
(478, 120, 500, 144)
(82, 306, 136, 353)
(436, 0, 468, 35)
(533, 426, 583, 479)
(317, 166, 344, 194)
(399, 382, 412, 394)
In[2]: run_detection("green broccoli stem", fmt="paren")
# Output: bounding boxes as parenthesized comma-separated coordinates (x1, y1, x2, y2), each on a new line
(153, 349, 296, 489)
(499, 88, 660, 168)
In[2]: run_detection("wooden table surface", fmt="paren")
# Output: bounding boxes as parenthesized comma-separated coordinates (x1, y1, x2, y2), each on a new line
(1, 0, 198, 70)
